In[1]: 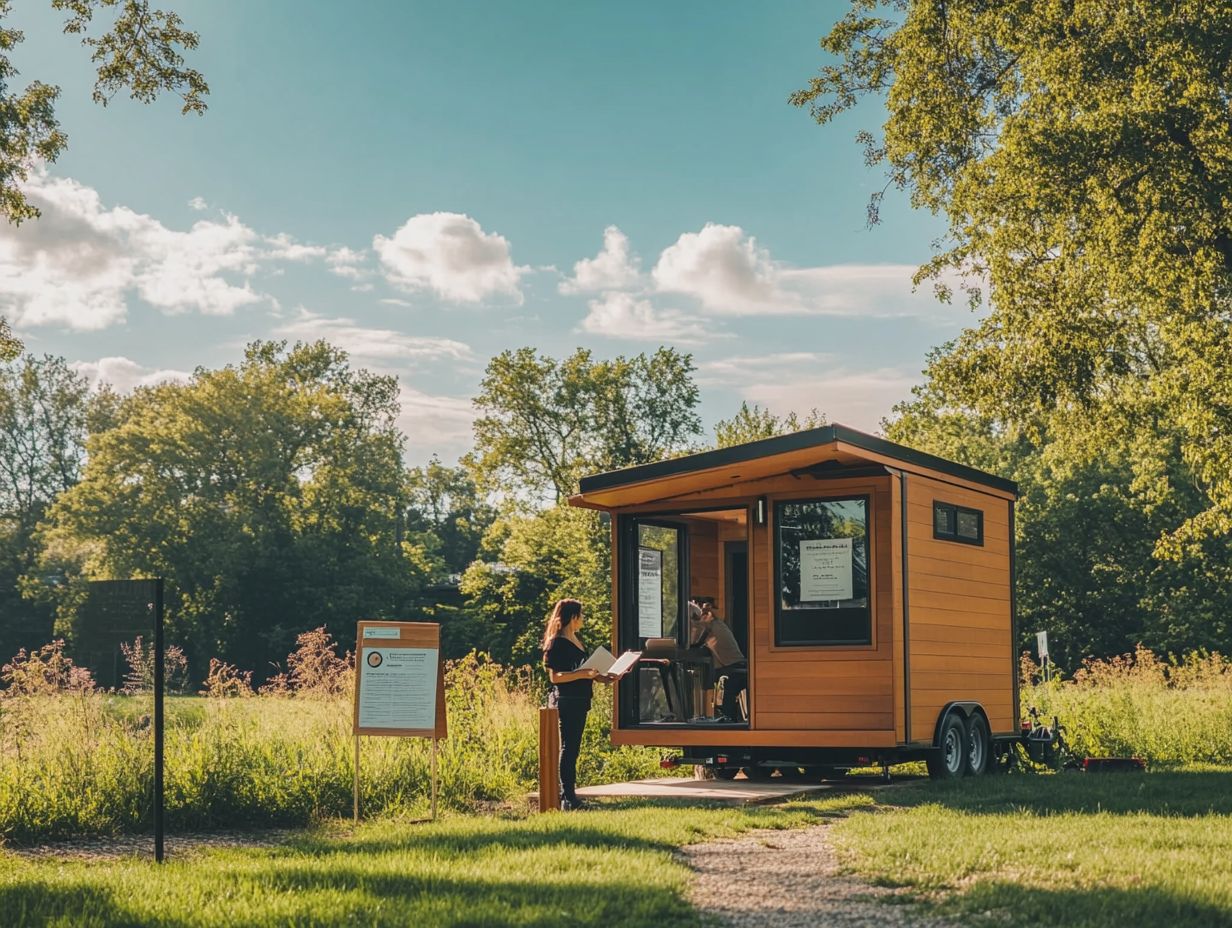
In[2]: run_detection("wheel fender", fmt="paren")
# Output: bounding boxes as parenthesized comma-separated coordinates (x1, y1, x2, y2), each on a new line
(931, 701, 984, 748)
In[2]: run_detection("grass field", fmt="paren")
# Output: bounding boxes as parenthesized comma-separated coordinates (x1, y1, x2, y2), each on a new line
(3, 770, 1232, 927)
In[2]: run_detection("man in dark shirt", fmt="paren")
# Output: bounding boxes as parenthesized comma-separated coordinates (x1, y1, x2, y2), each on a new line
(688, 599, 747, 721)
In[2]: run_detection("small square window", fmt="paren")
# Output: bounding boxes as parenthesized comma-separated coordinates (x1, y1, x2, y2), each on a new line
(934, 506, 955, 536)
(956, 510, 981, 541)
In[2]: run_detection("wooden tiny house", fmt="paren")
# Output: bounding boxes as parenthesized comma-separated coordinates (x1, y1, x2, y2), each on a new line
(569, 424, 1018, 778)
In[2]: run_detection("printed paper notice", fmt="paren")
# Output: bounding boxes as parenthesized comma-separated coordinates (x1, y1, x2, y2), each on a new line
(637, 547, 663, 637)
(357, 647, 437, 730)
(800, 537, 854, 602)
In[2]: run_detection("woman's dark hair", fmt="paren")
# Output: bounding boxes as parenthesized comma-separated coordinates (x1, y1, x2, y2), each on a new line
(541, 598, 583, 653)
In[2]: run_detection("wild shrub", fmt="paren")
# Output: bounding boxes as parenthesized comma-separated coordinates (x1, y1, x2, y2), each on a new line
(1022, 647, 1232, 764)
(120, 636, 190, 694)
(259, 626, 352, 698)
(0, 640, 96, 696)
(200, 658, 253, 698)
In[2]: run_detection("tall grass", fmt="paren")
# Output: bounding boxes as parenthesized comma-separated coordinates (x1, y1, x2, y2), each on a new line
(0, 652, 669, 844)
(1022, 646, 1232, 764)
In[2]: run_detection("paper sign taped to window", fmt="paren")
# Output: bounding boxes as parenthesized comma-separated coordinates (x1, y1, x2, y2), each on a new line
(799, 537, 854, 602)
(637, 547, 663, 637)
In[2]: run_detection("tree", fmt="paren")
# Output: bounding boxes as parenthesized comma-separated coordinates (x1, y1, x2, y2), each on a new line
(714, 402, 827, 448)
(0, 354, 97, 661)
(2, 0, 207, 224)
(471, 347, 702, 504)
(794, 1, 1232, 555)
(404, 456, 495, 581)
(34, 341, 426, 676)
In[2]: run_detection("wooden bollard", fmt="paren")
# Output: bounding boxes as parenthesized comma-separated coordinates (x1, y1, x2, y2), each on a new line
(538, 707, 561, 812)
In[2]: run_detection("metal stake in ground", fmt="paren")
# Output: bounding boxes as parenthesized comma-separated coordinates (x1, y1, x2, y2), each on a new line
(154, 577, 165, 863)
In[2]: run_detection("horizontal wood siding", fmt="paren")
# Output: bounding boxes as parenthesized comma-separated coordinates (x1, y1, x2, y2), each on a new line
(749, 477, 897, 732)
(687, 519, 719, 602)
(906, 476, 1015, 734)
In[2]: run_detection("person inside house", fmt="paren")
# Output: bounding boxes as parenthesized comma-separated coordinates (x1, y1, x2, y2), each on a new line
(688, 596, 747, 721)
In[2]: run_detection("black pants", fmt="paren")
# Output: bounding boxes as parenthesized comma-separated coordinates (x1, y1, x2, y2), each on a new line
(557, 699, 590, 800)
(717, 663, 748, 720)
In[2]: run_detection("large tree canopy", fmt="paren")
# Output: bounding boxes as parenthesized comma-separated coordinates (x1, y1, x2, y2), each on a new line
(471, 346, 702, 505)
(36, 341, 423, 674)
(795, 1, 1232, 555)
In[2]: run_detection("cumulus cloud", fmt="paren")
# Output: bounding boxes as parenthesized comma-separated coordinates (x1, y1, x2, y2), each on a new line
(0, 173, 338, 331)
(397, 385, 476, 466)
(700, 352, 921, 432)
(272, 309, 473, 372)
(188, 196, 209, 211)
(559, 225, 642, 294)
(72, 357, 192, 393)
(650, 222, 962, 319)
(373, 212, 526, 303)
(579, 291, 722, 344)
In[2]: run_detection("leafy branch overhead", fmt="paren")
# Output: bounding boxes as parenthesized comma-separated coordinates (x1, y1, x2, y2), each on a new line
(1, 0, 208, 224)
(795, 0, 1232, 554)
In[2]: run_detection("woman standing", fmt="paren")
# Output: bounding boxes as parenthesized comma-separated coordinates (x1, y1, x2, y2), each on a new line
(542, 598, 611, 810)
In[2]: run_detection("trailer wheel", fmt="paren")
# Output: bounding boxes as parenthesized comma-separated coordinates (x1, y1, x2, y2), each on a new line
(927, 713, 968, 779)
(713, 766, 739, 780)
(743, 765, 774, 781)
(965, 712, 991, 776)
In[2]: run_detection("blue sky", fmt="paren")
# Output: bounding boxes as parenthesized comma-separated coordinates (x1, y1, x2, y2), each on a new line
(3, 1, 966, 466)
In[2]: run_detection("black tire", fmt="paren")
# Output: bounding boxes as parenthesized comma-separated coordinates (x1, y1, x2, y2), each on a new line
(743, 765, 774, 781)
(777, 766, 808, 781)
(714, 766, 739, 780)
(815, 765, 844, 782)
(965, 712, 992, 776)
(927, 713, 969, 779)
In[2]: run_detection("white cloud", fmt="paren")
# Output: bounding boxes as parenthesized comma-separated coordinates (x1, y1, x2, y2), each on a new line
(701, 352, 921, 432)
(326, 246, 369, 282)
(397, 385, 475, 466)
(650, 222, 962, 320)
(72, 357, 192, 393)
(188, 196, 209, 212)
(272, 309, 473, 372)
(559, 225, 642, 294)
(0, 173, 331, 331)
(579, 291, 722, 344)
(373, 212, 526, 303)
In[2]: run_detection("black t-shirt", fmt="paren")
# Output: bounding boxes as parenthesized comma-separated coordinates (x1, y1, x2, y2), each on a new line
(545, 637, 592, 703)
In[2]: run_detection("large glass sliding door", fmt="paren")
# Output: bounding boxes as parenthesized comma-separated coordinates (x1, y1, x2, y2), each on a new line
(620, 518, 686, 724)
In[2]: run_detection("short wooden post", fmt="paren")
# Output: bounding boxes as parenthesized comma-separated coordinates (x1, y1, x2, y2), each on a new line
(353, 734, 360, 822)
(538, 707, 560, 812)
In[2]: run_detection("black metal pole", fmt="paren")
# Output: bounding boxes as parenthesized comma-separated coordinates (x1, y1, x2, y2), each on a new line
(154, 577, 165, 863)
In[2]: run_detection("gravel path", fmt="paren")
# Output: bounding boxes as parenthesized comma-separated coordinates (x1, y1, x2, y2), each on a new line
(683, 821, 952, 928)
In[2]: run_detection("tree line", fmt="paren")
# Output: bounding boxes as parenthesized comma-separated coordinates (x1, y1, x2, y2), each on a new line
(0, 333, 1228, 679)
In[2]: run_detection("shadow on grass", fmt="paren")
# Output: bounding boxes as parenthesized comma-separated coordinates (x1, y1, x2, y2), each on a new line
(947, 881, 1232, 928)
(887, 768, 1232, 817)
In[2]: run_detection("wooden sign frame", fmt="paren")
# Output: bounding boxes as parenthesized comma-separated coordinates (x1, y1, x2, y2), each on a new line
(352, 620, 447, 821)
(353, 620, 447, 739)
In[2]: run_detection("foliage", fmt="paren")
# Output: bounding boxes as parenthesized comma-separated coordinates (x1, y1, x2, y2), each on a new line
(118, 635, 188, 695)
(794, 0, 1232, 558)
(258, 626, 352, 699)
(0, 355, 104, 665)
(459, 505, 611, 664)
(0, 639, 94, 695)
(472, 347, 702, 504)
(1, 0, 207, 224)
(885, 395, 1232, 661)
(714, 401, 826, 447)
(0, 650, 675, 843)
(1022, 647, 1232, 765)
(404, 456, 495, 580)
(33, 341, 425, 678)
(198, 658, 252, 698)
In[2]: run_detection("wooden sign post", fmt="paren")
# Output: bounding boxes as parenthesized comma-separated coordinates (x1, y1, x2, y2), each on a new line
(352, 621, 448, 821)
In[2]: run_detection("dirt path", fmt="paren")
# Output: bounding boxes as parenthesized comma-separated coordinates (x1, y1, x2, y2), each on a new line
(683, 821, 951, 928)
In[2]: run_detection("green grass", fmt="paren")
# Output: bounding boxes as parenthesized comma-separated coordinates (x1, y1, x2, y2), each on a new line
(0, 797, 867, 928)
(831, 768, 1232, 928)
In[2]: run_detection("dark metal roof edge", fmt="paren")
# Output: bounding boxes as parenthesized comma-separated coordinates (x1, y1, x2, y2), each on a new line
(576, 423, 1018, 497)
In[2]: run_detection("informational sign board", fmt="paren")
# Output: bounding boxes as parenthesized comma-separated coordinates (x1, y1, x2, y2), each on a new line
(637, 547, 663, 637)
(799, 537, 854, 602)
(353, 621, 447, 739)
(1036, 631, 1049, 662)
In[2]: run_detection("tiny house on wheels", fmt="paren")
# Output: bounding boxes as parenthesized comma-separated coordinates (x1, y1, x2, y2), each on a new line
(568, 424, 1018, 780)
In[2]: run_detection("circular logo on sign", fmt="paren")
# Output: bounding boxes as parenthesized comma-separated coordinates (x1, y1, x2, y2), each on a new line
(367, 650, 383, 668)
